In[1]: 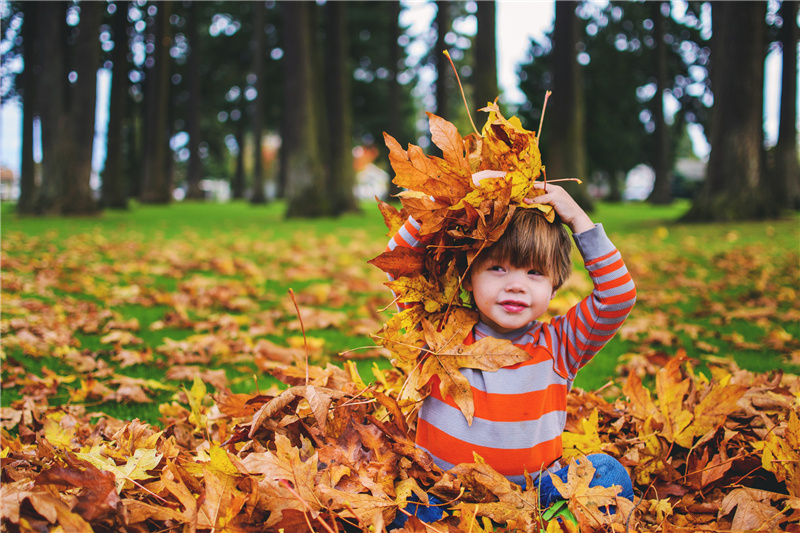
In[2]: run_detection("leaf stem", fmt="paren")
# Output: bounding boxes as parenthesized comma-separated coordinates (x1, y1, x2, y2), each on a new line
(444, 50, 479, 136)
(288, 288, 309, 386)
(537, 91, 552, 146)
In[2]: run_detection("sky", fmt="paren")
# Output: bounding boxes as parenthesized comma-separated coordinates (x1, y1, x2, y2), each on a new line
(0, 0, 789, 177)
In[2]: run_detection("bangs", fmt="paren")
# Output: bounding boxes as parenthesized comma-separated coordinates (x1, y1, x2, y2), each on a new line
(479, 209, 573, 289)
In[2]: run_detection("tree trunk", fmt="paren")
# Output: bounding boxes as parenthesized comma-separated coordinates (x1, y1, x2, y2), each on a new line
(17, 1, 37, 214)
(325, 1, 357, 215)
(232, 112, 246, 200)
(772, 0, 799, 210)
(434, 1, 451, 119)
(141, 0, 172, 204)
(60, 0, 102, 215)
(282, 1, 329, 218)
(684, 1, 775, 221)
(185, 0, 204, 200)
(474, 0, 498, 111)
(250, 0, 267, 204)
(386, 0, 403, 200)
(547, 1, 593, 211)
(35, 1, 68, 214)
(103, 1, 130, 209)
(647, 1, 673, 205)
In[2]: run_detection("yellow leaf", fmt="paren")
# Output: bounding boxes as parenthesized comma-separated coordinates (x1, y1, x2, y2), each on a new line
(43, 417, 75, 449)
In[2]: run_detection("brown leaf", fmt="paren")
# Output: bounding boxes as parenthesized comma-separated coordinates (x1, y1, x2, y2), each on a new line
(368, 246, 426, 280)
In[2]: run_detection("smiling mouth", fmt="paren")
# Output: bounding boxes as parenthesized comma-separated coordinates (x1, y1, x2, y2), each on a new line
(499, 301, 528, 313)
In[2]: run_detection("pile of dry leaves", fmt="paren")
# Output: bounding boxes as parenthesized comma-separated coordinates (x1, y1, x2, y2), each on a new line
(2, 346, 798, 532)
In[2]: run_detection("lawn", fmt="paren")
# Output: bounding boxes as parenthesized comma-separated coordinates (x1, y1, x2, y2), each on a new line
(2, 199, 798, 424)
(2, 198, 799, 532)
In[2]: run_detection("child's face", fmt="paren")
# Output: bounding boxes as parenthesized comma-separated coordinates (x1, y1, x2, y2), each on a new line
(464, 258, 556, 334)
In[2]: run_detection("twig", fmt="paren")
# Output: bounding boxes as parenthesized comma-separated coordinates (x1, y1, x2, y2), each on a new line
(444, 49, 479, 135)
(288, 288, 309, 386)
(536, 91, 552, 146)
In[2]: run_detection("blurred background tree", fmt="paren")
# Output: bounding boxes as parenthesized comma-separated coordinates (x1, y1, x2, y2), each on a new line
(1, 0, 797, 221)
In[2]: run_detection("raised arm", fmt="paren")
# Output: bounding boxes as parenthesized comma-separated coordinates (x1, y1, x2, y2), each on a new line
(551, 224, 636, 379)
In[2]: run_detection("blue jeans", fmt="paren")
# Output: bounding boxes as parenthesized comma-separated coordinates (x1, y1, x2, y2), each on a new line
(536, 453, 634, 508)
(389, 493, 444, 529)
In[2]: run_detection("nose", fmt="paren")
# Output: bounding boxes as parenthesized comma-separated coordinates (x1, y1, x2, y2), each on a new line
(504, 271, 527, 292)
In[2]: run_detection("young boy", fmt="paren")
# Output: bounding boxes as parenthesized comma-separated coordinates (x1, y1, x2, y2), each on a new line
(386, 179, 636, 518)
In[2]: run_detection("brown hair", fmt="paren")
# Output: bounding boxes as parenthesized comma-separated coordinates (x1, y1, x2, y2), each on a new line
(471, 208, 573, 290)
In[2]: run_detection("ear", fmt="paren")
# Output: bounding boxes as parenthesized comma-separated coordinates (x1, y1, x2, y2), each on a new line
(550, 290, 557, 301)
(463, 274, 473, 293)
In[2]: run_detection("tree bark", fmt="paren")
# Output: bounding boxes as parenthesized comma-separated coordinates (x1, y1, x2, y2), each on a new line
(474, 0, 498, 111)
(771, 0, 799, 210)
(60, 0, 102, 215)
(103, 1, 130, 209)
(386, 0, 403, 200)
(434, 1, 451, 120)
(232, 111, 246, 200)
(17, 2, 38, 214)
(249, 0, 267, 204)
(35, 1, 67, 214)
(282, 1, 329, 217)
(141, 0, 173, 204)
(547, 1, 593, 211)
(325, 1, 357, 215)
(647, 1, 673, 205)
(185, 0, 204, 200)
(684, 1, 776, 221)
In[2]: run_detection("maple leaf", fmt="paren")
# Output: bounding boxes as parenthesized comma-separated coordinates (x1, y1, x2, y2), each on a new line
(562, 409, 608, 460)
(547, 456, 636, 531)
(368, 246, 426, 280)
(375, 197, 408, 237)
(247, 385, 348, 437)
(760, 409, 800, 497)
(719, 487, 786, 531)
(77, 447, 163, 493)
(415, 314, 530, 425)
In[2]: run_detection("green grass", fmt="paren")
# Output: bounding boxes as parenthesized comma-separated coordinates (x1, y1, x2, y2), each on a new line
(3, 199, 799, 424)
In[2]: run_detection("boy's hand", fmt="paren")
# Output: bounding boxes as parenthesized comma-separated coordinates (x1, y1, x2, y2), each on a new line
(525, 183, 595, 234)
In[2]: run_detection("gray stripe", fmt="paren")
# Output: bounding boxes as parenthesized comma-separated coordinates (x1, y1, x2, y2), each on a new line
(460, 361, 568, 395)
(419, 396, 566, 449)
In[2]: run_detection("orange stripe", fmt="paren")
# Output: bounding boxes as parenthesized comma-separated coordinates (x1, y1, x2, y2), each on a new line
(592, 258, 625, 277)
(585, 249, 618, 267)
(416, 419, 562, 477)
(429, 381, 569, 422)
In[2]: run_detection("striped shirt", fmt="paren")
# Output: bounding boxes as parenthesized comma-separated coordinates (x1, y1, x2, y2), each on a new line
(387, 217, 636, 485)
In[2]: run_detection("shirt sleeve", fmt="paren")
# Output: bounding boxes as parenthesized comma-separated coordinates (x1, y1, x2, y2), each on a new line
(550, 223, 636, 380)
(384, 216, 432, 310)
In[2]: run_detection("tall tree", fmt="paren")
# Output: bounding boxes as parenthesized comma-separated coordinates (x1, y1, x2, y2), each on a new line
(474, 0, 498, 109)
(547, 1, 593, 210)
(140, 1, 173, 204)
(33, 1, 100, 215)
(324, 1, 357, 215)
(34, 2, 67, 213)
(103, 1, 130, 209)
(771, 0, 799, 210)
(434, 1, 451, 119)
(282, 1, 328, 217)
(646, 1, 673, 205)
(250, 0, 267, 204)
(17, 2, 37, 214)
(61, 0, 102, 215)
(685, 2, 776, 221)
(184, 0, 203, 200)
(386, 0, 403, 199)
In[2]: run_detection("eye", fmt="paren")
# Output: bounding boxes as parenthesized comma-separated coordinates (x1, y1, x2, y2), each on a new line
(528, 269, 543, 276)
(487, 265, 505, 272)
